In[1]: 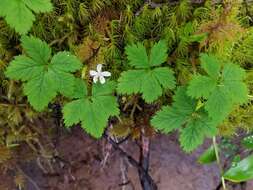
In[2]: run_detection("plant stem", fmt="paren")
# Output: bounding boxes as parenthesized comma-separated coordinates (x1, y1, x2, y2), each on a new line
(213, 136, 226, 190)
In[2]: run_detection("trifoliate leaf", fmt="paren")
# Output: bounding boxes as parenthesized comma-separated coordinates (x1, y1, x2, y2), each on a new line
(149, 40, 168, 67)
(63, 80, 119, 138)
(118, 40, 175, 102)
(151, 87, 217, 152)
(187, 54, 248, 123)
(125, 43, 149, 69)
(0, 0, 53, 34)
(5, 36, 81, 111)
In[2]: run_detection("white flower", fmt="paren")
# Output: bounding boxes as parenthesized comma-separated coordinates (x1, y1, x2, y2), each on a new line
(89, 64, 111, 84)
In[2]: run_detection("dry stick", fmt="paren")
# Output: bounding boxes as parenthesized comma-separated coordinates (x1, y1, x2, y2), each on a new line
(138, 133, 157, 190)
(120, 157, 130, 190)
(104, 134, 157, 190)
(16, 165, 41, 190)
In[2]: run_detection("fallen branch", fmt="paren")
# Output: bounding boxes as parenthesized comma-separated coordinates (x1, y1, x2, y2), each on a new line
(104, 133, 157, 190)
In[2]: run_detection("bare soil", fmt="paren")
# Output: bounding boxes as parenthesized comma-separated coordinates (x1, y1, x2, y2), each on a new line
(2, 126, 253, 190)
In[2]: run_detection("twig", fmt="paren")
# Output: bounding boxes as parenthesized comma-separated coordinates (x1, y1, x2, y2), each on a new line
(16, 165, 41, 190)
(120, 157, 130, 190)
(104, 133, 157, 190)
(138, 131, 156, 190)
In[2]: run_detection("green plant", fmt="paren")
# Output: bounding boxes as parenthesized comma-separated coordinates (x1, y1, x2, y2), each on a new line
(151, 87, 216, 152)
(63, 79, 119, 138)
(0, 0, 53, 34)
(2, 1, 253, 189)
(187, 54, 248, 123)
(5, 36, 82, 111)
(117, 40, 176, 103)
(151, 54, 248, 152)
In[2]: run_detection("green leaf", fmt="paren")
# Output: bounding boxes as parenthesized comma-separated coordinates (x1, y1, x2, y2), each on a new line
(24, 72, 56, 111)
(0, 0, 8, 16)
(0, 0, 52, 34)
(47, 69, 76, 97)
(49, 51, 82, 97)
(198, 146, 217, 164)
(179, 120, 205, 152)
(5, 56, 44, 81)
(21, 36, 51, 65)
(172, 87, 196, 114)
(51, 51, 82, 72)
(93, 81, 116, 96)
(141, 73, 162, 103)
(180, 112, 217, 152)
(200, 53, 221, 79)
(205, 86, 232, 123)
(2, 0, 35, 35)
(151, 106, 187, 133)
(242, 135, 253, 149)
(223, 64, 248, 104)
(187, 54, 248, 123)
(118, 68, 175, 103)
(5, 36, 81, 111)
(62, 99, 86, 126)
(125, 43, 149, 68)
(117, 70, 146, 95)
(151, 87, 195, 133)
(187, 75, 216, 98)
(118, 41, 175, 102)
(223, 155, 253, 182)
(63, 81, 119, 138)
(152, 67, 176, 90)
(149, 40, 168, 67)
(23, 0, 53, 13)
(152, 87, 217, 152)
(223, 63, 246, 82)
(70, 79, 88, 99)
(188, 33, 208, 43)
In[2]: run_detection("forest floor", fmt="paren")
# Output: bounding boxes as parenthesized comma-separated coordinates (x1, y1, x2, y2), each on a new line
(1, 125, 253, 190)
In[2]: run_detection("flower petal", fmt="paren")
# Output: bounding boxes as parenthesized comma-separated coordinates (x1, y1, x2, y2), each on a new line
(102, 71, 111, 77)
(97, 64, 103, 72)
(90, 70, 97, 76)
(99, 76, 106, 84)
(93, 75, 99, 83)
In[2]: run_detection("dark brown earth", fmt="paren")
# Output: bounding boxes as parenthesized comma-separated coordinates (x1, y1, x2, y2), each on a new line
(1, 126, 253, 190)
